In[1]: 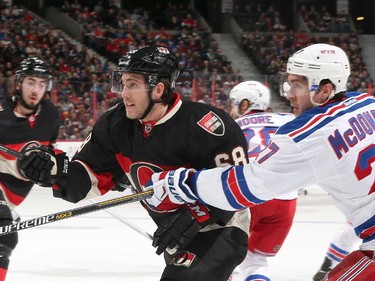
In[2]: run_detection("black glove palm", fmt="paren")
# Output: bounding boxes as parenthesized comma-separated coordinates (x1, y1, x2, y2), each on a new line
(20, 151, 55, 187)
(18, 146, 68, 187)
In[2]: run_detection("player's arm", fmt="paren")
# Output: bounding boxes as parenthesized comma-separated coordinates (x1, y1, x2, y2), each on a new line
(148, 134, 320, 211)
(18, 117, 125, 203)
(0, 145, 17, 176)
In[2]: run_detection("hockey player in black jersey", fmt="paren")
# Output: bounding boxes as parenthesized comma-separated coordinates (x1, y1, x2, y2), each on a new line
(0, 57, 60, 280)
(19, 45, 249, 281)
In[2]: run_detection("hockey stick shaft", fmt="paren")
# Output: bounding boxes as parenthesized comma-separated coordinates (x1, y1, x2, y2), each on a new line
(0, 144, 24, 160)
(0, 190, 153, 236)
(102, 207, 153, 240)
(89, 198, 153, 240)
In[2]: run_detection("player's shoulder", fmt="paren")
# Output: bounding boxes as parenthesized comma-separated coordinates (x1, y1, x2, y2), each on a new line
(41, 99, 59, 115)
(0, 97, 15, 113)
(180, 101, 239, 137)
(101, 101, 124, 118)
(94, 101, 129, 131)
(276, 93, 369, 136)
(345, 91, 373, 100)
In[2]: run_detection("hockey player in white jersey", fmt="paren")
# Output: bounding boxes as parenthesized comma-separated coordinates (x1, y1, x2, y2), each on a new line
(146, 43, 375, 280)
(313, 220, 360, 280)
(230, 81, 298, 281)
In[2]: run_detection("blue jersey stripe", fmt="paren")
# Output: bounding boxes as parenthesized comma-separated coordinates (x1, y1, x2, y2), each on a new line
(231, 166, 266, 206)
(291, 98, 375, 143)
(221, 168, 247, 209)
(235, 166, 265, 204)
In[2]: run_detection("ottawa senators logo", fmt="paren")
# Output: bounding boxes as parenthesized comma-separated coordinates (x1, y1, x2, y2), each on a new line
(129, 162, 163, 193)
(197, 111, 225, 136)
(168, 250, 196, 267)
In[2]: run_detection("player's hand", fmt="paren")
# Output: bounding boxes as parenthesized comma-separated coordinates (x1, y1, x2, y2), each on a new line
(153, 202, 211, 255)
(145, 168, 198, 210)
(18, 146, 69, 187)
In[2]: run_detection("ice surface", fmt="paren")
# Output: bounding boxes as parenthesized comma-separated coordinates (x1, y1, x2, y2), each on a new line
(7, 185, 357, 281)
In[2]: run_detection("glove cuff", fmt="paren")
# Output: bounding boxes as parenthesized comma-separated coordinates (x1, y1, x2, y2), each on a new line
(51, 150, 69, 186)
(184, 202, 211, 225)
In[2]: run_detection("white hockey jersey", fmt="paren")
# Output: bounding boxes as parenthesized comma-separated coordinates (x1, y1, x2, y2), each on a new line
(190, 92, 375, 249)
(235, 111, 298, 200)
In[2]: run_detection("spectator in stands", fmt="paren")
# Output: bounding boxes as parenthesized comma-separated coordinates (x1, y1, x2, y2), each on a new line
(357, 81, 369, 93)
(81, 118, 95, 138)
(58, 125, 69, 140)
(25, 41, 40, 56)
(70, 127, 83, 140)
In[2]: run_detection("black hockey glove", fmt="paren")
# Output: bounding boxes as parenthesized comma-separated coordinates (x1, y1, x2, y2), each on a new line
(153, 202, 213, 255)
(18, 146, 69, 187)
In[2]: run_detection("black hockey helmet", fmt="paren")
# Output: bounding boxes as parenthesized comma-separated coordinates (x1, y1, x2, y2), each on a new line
(111, 45, 180, 102)
(15, 57, 53, 91)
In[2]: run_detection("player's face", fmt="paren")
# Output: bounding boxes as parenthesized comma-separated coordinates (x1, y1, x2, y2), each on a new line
(121, 73, 151, 119)
(285, 74, 313, 116)
(19, 76, 48, 109)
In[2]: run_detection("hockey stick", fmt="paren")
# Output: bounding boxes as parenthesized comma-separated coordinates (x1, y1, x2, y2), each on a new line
(0, 190, 153, 236)
(89, 198, 153, 240)
(0, 144, 24, 160)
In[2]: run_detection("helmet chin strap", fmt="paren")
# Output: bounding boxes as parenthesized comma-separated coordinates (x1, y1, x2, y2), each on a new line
(139, 86, 172, 120)
(309, 89, 336, 107)
(139, 89, 155, 120)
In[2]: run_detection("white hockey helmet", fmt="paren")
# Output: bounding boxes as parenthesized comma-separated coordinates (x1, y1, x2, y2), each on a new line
(285, 43, 350, 97)
(230, 81, 270, 116)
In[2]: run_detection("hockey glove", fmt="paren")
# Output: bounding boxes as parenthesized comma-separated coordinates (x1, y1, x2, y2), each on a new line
(152, 202, 212, 255)
(145, 168, 198, 211)
(18, 146, 69, 187)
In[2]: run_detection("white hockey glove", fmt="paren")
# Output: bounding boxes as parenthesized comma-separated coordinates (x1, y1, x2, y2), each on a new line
(145, 168, 198, 211)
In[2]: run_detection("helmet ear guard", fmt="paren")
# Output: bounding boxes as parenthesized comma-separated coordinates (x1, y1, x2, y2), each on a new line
(15, 57, 53, 91)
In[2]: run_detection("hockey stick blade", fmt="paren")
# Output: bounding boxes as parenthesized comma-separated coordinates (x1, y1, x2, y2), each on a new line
(0, 144, 24, 160)
(0, 190, 153, 236)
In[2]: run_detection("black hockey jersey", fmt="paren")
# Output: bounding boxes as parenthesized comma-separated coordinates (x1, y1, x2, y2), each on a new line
(0, 97, 60, 207)
(54, 94, 249, 228)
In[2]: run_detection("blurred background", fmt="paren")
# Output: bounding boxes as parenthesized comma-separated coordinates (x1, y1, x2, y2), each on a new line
(0, 0, 374, 140)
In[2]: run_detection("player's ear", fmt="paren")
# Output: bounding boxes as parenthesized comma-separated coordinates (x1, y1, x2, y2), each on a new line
(322, 83, 333, 94)
(153, 82, 165, 99)
(314, 82, 333, 102)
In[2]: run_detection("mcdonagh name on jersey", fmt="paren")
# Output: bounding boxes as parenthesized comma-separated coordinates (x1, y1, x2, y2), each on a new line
(328, 110, 375, 159)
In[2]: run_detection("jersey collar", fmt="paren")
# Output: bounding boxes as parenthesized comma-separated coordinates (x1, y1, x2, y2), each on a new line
(139, 93, 182, 137)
